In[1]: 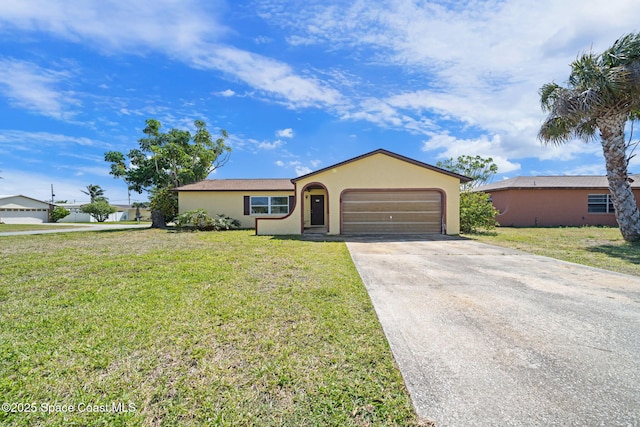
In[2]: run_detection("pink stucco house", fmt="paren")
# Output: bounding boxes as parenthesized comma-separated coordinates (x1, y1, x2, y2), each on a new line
(475, 175, 640, 227)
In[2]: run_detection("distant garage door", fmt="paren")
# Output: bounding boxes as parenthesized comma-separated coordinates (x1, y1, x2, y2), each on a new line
(0, 209, 49, 224)
(341, 190, 442, 234)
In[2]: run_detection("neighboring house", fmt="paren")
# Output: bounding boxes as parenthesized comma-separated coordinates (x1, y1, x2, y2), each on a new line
(176, 149, 471, 235)
(0, 195, 52, 224)
(475, 175, 640, 227)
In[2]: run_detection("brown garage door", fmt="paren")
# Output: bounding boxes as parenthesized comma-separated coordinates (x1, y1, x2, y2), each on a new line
(341, 190, 442, 234)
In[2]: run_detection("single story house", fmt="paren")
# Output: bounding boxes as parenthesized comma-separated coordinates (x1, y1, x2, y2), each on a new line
(176, 149, 471, 235)
(0, 195, 52, 224)
(475, 175, 640, 227)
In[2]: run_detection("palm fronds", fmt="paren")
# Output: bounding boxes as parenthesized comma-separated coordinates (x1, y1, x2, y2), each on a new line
(539, 32, 640, 145)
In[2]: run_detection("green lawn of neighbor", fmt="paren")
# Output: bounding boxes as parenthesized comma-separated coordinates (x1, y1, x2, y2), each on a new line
(469, 226, 640, 276)
(0, 229, 419, 426)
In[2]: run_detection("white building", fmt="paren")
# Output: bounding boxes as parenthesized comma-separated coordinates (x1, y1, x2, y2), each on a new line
(0, 195, 52, 224)
(56, 203, 128, 223)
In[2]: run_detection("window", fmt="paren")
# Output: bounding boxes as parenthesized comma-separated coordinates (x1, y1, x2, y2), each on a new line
(250, 196, 289, 215)
(588, 194, 615, 213)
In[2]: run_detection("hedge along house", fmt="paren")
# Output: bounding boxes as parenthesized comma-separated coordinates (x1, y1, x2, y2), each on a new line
(176, 149, 471, 235)
(475, 175, 640, 227)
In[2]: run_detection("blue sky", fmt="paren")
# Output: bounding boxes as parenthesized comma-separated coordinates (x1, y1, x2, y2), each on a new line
(0, 0, 638, 204)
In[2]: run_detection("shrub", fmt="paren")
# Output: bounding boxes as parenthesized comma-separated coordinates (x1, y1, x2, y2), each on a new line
(150, 187, 178, 223)
(211, 214, 241, 231)
(51, 206, 71, 222)
(460, 191, 499, 233)
(175, 209, 240, 231)
(80, 200, 118, 222)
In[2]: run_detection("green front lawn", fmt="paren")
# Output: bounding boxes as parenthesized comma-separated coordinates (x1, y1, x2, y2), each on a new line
(0, 230, 418, 426)
(469, 226, 640, 276)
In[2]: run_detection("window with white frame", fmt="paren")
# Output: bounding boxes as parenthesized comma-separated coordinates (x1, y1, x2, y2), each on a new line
(250, 196, 289, 215)
(588, 194, 615, 213)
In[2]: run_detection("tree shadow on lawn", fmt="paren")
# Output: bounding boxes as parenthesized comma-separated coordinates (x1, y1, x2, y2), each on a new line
(86, 226, 152, 234)
(587, 242, 640, 265)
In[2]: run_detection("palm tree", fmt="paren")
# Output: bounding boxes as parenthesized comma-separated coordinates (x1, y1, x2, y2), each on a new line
(539, 32, 640, 241)
(81, 184, 106, 202)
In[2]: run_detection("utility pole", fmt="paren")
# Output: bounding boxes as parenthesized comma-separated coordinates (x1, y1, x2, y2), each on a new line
(49, 184, 55, 224)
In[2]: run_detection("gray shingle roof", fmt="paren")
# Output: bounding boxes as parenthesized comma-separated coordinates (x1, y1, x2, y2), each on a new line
(175, 179, 294, 191)
(475, 175, 640, 192)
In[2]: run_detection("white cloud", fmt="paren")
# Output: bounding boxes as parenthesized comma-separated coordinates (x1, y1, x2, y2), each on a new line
(2, 0, 638, 174)
(218, 89, 236, 97)
(0, 0, 227, 54)
(294, 165, 313, 176)
(191, 46, 345, 109)
(0, 58, 77, 119)
(254, 35, 272, 44)
(560, 163, 608, 176)
(0, 130, 103, 148)
(258, 0, 640, 164)
(275, 159, 314, 176)
(228, 134, 288, 152)
(341, 97, 437, 134)
(71, 166, 111, 177)
(258, 139, 284, 150)
(0, 1, 345, 111)
(276, 128, 294, 138)
(422, 133, 521, 174)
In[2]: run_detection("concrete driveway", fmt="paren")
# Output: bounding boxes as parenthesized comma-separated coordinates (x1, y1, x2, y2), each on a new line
(346, 236, 640, 426)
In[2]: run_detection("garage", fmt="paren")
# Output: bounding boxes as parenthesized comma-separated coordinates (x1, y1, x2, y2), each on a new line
(341, 189, 442, 234)
(0, 195, 51, 224)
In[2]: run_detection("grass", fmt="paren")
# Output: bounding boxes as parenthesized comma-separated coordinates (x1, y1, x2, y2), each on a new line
(468, 226, 640, 276)
(0, 229, 419, 426)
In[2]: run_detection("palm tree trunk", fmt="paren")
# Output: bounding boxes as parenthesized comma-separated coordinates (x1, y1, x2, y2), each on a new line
(598, 113, 640, 241)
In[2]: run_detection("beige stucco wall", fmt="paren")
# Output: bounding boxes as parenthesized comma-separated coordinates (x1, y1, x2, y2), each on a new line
(178, 190, 293, 229)
(258, 152, 462, 235)
(256, 210, 300, 234)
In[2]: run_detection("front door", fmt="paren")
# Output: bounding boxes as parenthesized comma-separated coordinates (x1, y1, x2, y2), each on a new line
(311, 195, 325, 226)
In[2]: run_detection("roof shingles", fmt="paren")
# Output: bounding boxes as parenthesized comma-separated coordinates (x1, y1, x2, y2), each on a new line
(476, 175, 640, 191)
(175, 179, 294, 192)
